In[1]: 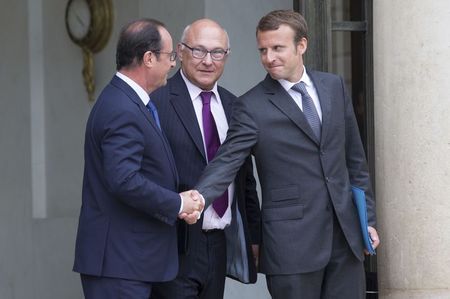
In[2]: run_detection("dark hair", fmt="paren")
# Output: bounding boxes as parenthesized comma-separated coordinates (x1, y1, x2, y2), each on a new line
(257, 10, 308, 44)
(116, 18, 165, 70)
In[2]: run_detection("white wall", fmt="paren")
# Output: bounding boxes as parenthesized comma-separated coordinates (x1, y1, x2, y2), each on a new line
(0, 2, 34, 297)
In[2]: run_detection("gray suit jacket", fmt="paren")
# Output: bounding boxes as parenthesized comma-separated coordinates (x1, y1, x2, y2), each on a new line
(196, 70, 375, 275)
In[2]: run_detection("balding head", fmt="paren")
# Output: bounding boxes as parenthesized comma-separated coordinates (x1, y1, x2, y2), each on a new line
(181, 19, 230, 49)
(116, 18, 165, 70)
(116, 18, 175, 92)
(178, 19, 230, 90)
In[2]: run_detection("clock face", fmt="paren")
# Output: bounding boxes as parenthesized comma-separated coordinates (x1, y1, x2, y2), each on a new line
(66, 0, 91, 40)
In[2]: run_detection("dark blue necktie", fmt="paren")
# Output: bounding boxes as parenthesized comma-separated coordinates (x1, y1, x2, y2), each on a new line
(292, 82, 321, 141)
(200, 91, 228, 217)
(146, 100, 161, 130)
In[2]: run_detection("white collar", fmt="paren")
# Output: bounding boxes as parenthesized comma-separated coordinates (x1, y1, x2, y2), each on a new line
(278, 66, 313, 92)
(180, 69, 219, 102)
(116, 71, 150, 105)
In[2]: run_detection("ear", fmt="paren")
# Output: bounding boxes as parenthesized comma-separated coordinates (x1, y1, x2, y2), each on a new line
(297, 37, 307, 55)
(143, 51, 154, 67)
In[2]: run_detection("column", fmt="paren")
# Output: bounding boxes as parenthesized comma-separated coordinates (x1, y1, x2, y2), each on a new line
(374, 1, 450, 298)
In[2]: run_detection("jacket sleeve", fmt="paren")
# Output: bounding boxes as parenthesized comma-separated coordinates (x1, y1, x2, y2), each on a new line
(242, 156, 261, 245)
(196, 95, 259, 208)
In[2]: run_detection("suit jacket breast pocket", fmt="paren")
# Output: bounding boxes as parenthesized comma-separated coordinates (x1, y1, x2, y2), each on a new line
(263, 204, 304, 222)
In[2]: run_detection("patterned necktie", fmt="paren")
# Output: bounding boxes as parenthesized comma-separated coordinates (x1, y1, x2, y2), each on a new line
(292, 82, 321, 140)
(146, 100, 161, 130)
(200, 91, 228, 217)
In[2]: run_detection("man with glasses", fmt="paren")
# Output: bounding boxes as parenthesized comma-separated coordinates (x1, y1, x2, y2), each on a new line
(73, 18, 203, 299)
(150, 19, 261, 299)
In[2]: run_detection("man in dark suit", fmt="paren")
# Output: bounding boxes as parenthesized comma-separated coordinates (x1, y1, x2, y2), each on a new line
(73, 18, 203, 299)
(194, 10, 380, 298)
(150, 19, 261, 299)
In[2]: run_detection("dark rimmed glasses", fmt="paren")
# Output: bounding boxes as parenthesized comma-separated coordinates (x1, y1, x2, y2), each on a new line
(181, 43, 229, 61)
(154, 50, 177, 61)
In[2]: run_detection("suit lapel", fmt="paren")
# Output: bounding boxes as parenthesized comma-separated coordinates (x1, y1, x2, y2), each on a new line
(111, 75, 179, 183)
(168, 72, 207, 161)
(308, 71, 332, 145)
(111, 76, 162, 134)
(262, 75, 320, 145)
(218, 86, 233, 122)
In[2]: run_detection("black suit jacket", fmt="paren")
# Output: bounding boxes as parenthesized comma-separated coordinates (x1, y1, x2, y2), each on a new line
(151, 70, 261, 283)
(196, 70, 376, 275)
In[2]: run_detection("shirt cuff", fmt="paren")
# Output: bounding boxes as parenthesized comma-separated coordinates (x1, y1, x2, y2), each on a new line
(178, 194, 183, 214)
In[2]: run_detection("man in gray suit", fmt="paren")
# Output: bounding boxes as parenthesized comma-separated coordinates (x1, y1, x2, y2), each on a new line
(194, 10, 380, 298)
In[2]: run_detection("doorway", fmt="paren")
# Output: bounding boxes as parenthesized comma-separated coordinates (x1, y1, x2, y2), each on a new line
(295, 0, 377, 297)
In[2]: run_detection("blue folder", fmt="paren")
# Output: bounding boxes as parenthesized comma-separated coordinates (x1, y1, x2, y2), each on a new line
(351, 186, 376, 255)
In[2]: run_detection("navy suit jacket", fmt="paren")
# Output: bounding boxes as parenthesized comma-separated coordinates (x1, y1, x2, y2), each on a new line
(73, 75, 182, 282)
(196, 70, 375, 275)
(151, 70, 261, 283)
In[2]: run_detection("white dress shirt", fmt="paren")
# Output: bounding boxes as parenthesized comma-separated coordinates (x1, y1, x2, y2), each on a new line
(279, 66, 322, 122)
(180, 70, 234, 230)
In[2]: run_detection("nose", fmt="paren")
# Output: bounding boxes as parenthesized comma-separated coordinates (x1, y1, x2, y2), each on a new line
(265, 49, 275, 63)
(201, 53, 213, 65)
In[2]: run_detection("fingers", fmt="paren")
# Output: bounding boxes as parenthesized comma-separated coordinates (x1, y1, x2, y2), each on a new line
(189, 190, 202, 201)
(180, 190, 203, 214)
(192, 190, 205, 211)
(368, 226, 380, 249)
(178, 211, 200, 224)
(179, 190, 204, 224)
(364, 226, 380, 255)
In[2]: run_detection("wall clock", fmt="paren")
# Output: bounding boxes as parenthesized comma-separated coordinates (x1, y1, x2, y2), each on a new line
(65, 0, 113, 101)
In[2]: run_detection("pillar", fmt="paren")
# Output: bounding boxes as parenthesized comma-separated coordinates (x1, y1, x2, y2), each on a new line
(374, 1, 450, 298)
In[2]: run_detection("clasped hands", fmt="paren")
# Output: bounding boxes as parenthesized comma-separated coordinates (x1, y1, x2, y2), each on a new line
(178, 190, 204, 224)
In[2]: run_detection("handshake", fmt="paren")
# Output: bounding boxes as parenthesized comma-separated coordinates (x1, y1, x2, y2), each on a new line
(178, 190, 205, 224)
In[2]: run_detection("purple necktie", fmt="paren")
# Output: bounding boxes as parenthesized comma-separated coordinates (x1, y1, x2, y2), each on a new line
(200, 91, 228, 217)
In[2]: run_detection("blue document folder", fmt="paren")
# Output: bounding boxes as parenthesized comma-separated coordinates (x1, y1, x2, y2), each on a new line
(351, 186, 376, 255)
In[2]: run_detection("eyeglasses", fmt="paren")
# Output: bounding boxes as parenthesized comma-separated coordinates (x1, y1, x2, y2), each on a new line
(154, 50, 177, 61)
(181, 43, 229, 61)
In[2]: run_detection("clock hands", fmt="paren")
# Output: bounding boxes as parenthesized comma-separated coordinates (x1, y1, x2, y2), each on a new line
(75, 13, 86, 28)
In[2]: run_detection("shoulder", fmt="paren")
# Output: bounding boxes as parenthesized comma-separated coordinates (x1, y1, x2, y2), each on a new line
(217, 85, 237, 101)
(91, 85, 142, 127)
(308, 69, 343, 85)
(151, 71, 185, 105)
(150, 84, 171, 105)
(239, 78, 271, 101)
